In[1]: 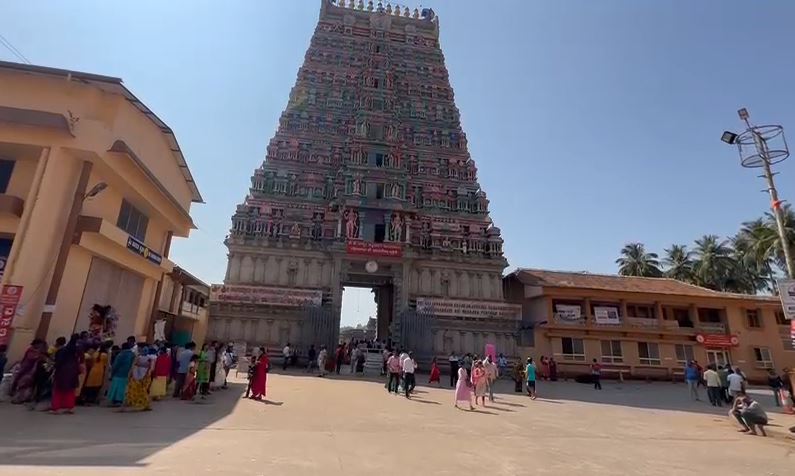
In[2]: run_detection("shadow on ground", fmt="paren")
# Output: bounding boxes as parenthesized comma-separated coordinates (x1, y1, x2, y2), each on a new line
(0, 382, 244, 467)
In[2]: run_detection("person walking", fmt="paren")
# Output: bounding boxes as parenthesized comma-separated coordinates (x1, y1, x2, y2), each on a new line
(221, 345, 233, 389)
(317, 346, 328, 377)
(124, 348, 153, 412)
(81, 341, 110, 405)
(386, 351, 401, 393)
(51, 334, 82, 414)
(207, 341, 218, 387)
(718, 365, 731, 404)
(282, 343, 291, 371)
(250, 348, 269, 401)
(448, 352, 460, 388)
(108, 342, 135, 407)
(590, 358, 602, 390)
(727, 367, 745, 400)
(335, 344, 345, 375)
(244, 354, 257, 397)
(197, 345, 210, 399)
(401, 351, 416, 399)
(150, 347, 171, 401)
(549, 357, 559, 381)
(685, 361, 700, 401)
(497, 353, 508, 377)
(526, 358, 537, 400)
(454, 364, 474, 410)
(483, 355, 498, 402)
(767, 369, 784, 407)
(428, 357, 441, 386)
(181, 355, 199, 401)
(306, 345, 317, 373)
(472, 360, 488, 406)
(704, 364, 722, 407)
(172, 342, 195, 398)
(512, 361, 525, 393)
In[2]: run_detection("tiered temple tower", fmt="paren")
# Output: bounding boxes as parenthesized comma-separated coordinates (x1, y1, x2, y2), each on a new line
(211, 0, 520, 358)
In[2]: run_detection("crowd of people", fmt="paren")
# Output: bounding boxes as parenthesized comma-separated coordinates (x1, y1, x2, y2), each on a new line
(1, 333, 236, 414)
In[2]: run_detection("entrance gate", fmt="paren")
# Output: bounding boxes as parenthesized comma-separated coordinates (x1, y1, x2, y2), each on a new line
(397, 308, 433, 357)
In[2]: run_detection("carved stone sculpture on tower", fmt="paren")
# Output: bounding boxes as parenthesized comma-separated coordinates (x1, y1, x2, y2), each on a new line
(345, 209, 359, 239)
(391, 213, 404, 242)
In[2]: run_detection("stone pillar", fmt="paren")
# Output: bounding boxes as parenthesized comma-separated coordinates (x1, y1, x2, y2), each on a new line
(655, 302, 664, 326)
(620, 300, 629, 320)
(583, 297, 593, 327)
(384, 213, 392, 242)
(688, 304, 698, 326)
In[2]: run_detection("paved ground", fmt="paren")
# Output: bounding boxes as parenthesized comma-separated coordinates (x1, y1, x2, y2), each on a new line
(0, 371, 793, 476)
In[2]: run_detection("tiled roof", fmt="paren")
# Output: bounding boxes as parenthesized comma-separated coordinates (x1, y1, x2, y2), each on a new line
(510, 268, 780, 302)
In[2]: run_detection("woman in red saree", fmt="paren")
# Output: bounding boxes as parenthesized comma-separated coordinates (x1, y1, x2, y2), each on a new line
(428, 357, 441, 385)
(250, 350, 269, 400)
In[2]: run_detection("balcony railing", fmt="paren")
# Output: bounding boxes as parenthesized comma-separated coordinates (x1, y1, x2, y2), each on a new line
(697, 322, 726, 334)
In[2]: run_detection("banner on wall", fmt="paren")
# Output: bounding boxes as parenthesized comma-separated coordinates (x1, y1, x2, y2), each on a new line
(0, 285, 23, 345)
(593, 306, 621, 325)
(777, 279, 795, 320)
(416, 298, 521, 319)
(554, 304, 582, 321)
(484, 343, 496, 362)
(210, 284, 322, 307)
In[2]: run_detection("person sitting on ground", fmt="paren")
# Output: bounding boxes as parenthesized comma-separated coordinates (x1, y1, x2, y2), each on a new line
(730, 394, 768, 437)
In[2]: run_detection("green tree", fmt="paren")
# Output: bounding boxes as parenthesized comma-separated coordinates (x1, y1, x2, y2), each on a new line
(734, 218, 778, 293)
(616, 242, 662, 277)
(764, 204, 795, 275)
(662, 244, 694, 283)
(692, 235, 736, 291)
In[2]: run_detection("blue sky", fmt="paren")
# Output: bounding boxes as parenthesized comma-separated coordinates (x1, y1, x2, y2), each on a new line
(2, 1, 794, 326)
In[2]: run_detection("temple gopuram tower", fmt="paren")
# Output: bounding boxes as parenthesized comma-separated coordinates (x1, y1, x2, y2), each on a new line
(210, 0, 520, 358)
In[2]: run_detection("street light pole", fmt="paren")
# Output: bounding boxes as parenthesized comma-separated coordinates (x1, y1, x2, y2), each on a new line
(723, 108, 794, 278)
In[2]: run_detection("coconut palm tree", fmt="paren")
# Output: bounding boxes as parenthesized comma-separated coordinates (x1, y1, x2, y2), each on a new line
(662, 244, 694, 283)
(616, 242, 662, 277)
(735, 218, 778, 293)
(692, 235, 736, 291)
(764, 203, 795, 275)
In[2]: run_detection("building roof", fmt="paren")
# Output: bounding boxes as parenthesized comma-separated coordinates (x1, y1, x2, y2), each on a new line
(0, 60, 203, 204)
(508, 268, 781, 303)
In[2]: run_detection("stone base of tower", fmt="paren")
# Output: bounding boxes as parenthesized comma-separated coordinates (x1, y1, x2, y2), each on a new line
(210, 238, 519, 359)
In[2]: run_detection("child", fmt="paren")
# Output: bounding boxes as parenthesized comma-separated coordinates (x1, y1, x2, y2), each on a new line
(428, 356, 441, 385)
(150, 347, 171, 401)
(181, 355, 199, 401)
(244, 354, 257, 398)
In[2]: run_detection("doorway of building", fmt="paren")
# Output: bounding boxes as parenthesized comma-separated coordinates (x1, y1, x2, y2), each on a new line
(706, 349, 731, 367)
(339, 286, 377, 343)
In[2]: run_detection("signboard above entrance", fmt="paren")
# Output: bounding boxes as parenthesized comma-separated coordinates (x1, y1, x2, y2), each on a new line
(210, 284, 322, 307)
(346, 240, 402, 258)
(126, 236, 162, 265)
(416, 297, 521, 320)
(695, 333, 739, 348)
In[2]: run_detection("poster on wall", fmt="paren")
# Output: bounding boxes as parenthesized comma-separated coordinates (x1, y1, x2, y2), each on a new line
(210, 284, 322, 307)
(593, 306, 621, 324)
(554, 304, 582, 321)
(415, 298, 521, 319)
(777, 279, 795, 320)
(0, 284, 23, 345)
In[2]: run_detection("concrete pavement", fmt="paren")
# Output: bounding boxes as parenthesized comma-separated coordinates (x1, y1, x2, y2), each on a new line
(0, 372, 793, 475)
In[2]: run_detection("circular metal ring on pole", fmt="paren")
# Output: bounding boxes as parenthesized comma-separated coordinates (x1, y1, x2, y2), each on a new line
(736, 125, 789, 168)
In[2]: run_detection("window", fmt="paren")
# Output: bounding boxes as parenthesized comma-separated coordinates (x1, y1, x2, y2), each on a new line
(117, 199, 149, 242)
(698, 308, 722, 323)
(374, 224, 385, 243)
(675, 344, 695, 364)
(375, 153, 384, 167)
(0, 159, 15, 193)
(627, 304, 655, 319)
(600, 340, 623, 363)
(753, 347, 774, 368)
(745, 309, 762, 328)
(637, 342, 661, 365)
(775, 310, 788, 325)
(561, 337, 585, 361)
(375, 183, 385, 199)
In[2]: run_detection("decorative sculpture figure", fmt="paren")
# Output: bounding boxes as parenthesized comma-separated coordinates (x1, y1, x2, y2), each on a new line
(391, 213, 404, 242)
(345, 209, 359, 239)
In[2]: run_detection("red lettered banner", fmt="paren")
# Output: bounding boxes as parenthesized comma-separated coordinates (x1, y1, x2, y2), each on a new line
(346, 240, 402, 257)
(0, 285, 23, 345)
(695, 333, 739, 348)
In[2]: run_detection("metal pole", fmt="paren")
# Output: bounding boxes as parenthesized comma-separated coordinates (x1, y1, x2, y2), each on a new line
(745, 118, 795, 278)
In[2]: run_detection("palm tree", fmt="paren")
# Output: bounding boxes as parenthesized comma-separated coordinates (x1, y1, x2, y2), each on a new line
(692, 235, 736, 291)
(662, 244, 694, 283)
(735, 218, 778, 293)
(616, 242, 662, 277)
(764, 203, 795, 275)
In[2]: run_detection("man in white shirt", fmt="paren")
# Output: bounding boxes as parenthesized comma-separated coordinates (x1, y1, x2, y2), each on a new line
(483, 356, 498, 402)
(282, 343, 291, 370)
(703, 364, 722, 407)
(727, 368, 745, 399)
(401, 352, 416, 399)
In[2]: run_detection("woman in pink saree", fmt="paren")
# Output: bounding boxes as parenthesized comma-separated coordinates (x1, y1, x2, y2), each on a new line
(471, 361, 488, 406)
(454, 366, 473, 410)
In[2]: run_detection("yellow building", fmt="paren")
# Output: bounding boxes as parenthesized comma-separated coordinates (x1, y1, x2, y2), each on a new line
(0, 61, 202, 359)
(504, 269, 795, 383)
(154, 267, 210, 347)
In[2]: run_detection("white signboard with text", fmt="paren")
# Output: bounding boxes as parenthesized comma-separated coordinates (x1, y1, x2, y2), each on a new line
(210, 284, 322, 307)
(416, 298, 521, 320)
(593, 306, 621, 325)
(554, 304, 582, 321)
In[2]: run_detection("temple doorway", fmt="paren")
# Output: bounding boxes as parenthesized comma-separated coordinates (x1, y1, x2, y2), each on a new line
(339, 282, 394, 346)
